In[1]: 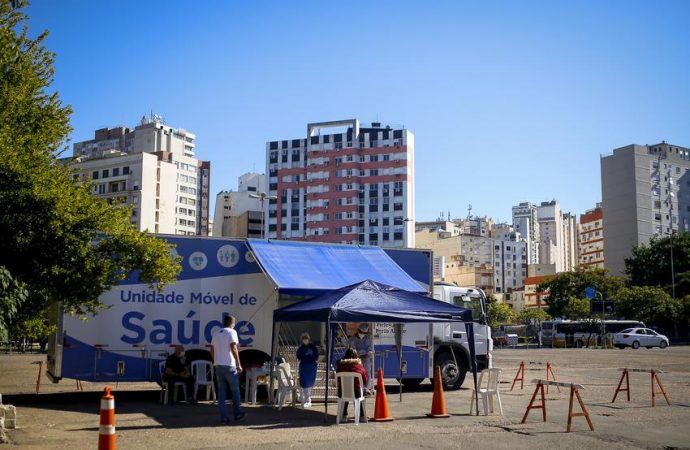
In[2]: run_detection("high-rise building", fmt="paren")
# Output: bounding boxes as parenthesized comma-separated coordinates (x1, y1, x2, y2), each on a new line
(265, 119, 415, 247)
(578, 204, 604, 269)
(562, 212, 578, 271)
(512, 202, 540, 264)
(213, 173, 266, 238)
(601, 141, 690, 275)
(69, 114, 211, 235)
(537, 200, 564, 272)
(491, 223, 528, 294)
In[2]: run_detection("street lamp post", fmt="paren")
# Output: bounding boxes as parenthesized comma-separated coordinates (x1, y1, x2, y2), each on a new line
(585, 286, 605, 347)
(248, 192, 277, 239)
(668, 192, 676, 300)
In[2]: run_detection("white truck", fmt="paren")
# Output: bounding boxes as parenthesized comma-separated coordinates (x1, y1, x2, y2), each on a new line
(46, 237, 491, 390)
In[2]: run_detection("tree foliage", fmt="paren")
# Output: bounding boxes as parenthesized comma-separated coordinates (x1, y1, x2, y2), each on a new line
(487, 302, 517, 329)
(538, 266, 625, 318)
(517, 308, 551, 324)
(0, 2, 181, 331)
(625, 233, 690, 298)
(615, 286, 679, 326)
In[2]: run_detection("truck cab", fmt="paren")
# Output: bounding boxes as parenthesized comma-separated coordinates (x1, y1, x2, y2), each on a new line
(431, 282, 492, 389)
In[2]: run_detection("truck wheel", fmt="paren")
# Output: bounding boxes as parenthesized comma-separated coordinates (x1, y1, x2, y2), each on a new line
(435, 351, 466, 391)
(632, 341, 640, 349)
(401, 378, 424, 390)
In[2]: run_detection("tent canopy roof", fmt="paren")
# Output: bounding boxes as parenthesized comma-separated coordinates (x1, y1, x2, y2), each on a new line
(247, 240, 426, 296)
(273, 280, 473, 323)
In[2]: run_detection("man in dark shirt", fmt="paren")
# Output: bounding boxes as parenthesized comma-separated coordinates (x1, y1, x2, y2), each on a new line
(163, 345, 196, 404)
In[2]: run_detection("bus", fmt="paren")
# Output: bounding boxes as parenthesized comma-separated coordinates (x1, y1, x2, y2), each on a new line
(540, 320, 645, 348)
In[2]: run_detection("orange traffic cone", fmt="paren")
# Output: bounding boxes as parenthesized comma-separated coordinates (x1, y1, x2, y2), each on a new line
(371, 368, 394, 422)
(98, 386, 116, 450)
(427, 366, 450, 418)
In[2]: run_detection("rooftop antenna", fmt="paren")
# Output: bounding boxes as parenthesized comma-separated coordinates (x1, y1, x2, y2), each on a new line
(467, 204, 473, 220)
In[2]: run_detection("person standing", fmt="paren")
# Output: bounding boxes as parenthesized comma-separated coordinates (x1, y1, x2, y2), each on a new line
(211, 315, 246, 423)
(348, 323, 374, 389)
(296, 332, 318, 408)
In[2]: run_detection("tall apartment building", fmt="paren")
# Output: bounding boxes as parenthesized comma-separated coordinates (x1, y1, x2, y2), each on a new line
(265, 119, 415, 247)
(491, 223, 528, 294)
(562, 212, 578, 271)
(70, 114, 211, 235)
(578, 203, 604, 268)
(534, 200, 577, 273)
(213, 173, 266, 238)
(601, 141, 690, 275)
(512, 202, 540, 264)
(537, 200, 564, 271)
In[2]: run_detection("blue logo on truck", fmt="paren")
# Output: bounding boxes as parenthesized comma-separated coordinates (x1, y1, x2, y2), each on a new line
(121, 311, 256, 346)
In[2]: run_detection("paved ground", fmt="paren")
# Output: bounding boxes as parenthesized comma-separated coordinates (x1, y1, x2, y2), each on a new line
(2, 347, 690, 449)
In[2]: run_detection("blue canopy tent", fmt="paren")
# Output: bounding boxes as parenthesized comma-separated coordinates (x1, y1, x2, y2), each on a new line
(271, 280, 480, 420)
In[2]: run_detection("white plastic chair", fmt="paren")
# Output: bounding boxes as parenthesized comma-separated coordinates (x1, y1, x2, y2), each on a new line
(336, 372, 368, 425)
(191, 360, 216, 402)
(470, 368, 503, 416)
(273, 363, 298, 410)
(159, 360, 188, 404)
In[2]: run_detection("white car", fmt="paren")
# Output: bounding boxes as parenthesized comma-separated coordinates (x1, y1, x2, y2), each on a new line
(613, 328, 669, 349)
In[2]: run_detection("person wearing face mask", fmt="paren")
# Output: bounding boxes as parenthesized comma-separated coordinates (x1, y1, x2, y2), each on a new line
(296, 332, 319, 407)
(348, 323, 374, 389)
(163, 345, 196, 404)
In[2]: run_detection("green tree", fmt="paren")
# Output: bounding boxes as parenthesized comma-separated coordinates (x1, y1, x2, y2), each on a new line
(517, 308, 551, 325)
(615, 286, 679, 327)
(538, 266, 625, 318)
(488, 302, 517, 329)
(563, 297, 591, 320)
(625, 233, 690, 298)
(0, 2, 181, 331)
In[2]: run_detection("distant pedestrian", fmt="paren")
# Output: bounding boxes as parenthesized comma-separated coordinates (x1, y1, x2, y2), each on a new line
(296, 332, 319, 408)
(211, 315, 245, 423)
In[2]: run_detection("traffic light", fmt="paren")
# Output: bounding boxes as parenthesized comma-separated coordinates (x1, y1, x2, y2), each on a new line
(590, 301, 615, 314)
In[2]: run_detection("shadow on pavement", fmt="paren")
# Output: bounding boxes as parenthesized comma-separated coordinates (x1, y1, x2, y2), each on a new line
(5, 389, 342, 430)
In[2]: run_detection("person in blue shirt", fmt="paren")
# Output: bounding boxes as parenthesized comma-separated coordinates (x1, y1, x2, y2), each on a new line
(296, 332, 319, 408)
(348, 323, 374, 389)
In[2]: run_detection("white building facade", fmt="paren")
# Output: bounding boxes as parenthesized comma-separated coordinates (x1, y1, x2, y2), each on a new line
(213, 173, 266, 238)
(512, 202, 540, 264)
(70, 115, 211, 235)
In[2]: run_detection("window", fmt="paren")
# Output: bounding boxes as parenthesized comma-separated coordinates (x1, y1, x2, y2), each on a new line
(102, 169, 109, 178)
(123, 166, 130, 175)
(113, 168, 119, 177)
(92, 171, 99, 180)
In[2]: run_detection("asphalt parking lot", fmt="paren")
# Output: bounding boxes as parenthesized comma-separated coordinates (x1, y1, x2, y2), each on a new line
(2, 347, 690, 449)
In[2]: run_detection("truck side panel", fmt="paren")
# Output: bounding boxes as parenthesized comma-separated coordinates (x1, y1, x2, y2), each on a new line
(53, 238, 277, 382)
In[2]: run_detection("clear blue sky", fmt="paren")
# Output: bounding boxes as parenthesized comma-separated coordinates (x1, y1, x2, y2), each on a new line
(26, 0, 690, 223)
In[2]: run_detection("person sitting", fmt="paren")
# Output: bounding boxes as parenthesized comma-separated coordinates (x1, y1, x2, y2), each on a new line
(336, 348, 369, 421)
(163, 345, 196, 404)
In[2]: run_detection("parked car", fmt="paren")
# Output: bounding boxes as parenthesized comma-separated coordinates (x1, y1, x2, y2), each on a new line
(613, 328, 669, 349)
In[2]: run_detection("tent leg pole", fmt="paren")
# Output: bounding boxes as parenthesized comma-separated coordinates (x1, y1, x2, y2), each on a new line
(324, 319, 331, 423)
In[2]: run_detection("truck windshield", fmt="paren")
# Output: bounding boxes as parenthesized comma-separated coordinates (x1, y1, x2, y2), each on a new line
(452, 295, 486, 324)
